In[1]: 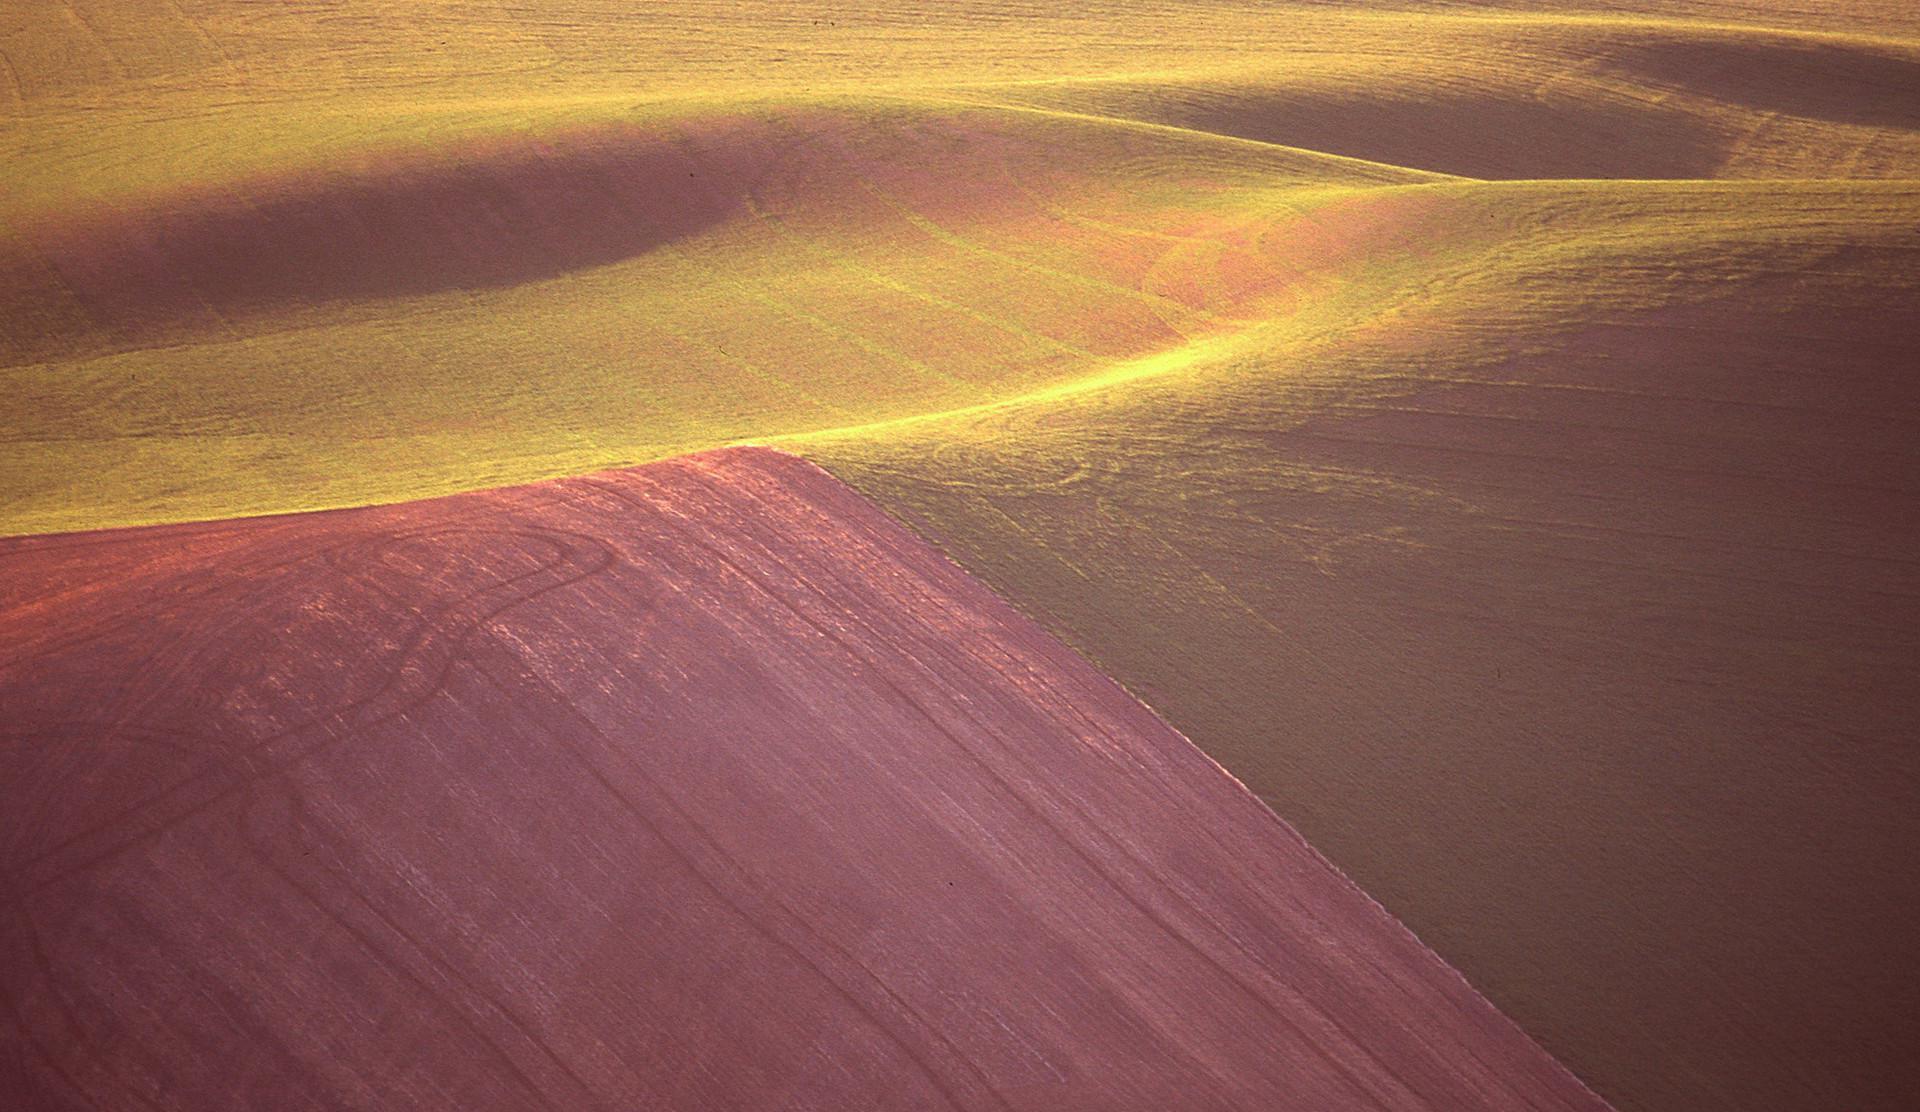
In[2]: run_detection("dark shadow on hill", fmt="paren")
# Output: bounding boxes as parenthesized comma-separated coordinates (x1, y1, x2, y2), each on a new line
(1, 124, 747, 367)
(1018, 83, 1737, 180)
(1615, 34, 1920, 131)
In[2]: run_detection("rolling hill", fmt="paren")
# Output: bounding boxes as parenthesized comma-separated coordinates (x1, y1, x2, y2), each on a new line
(4, 2, 1918, 1109)
(796, 175, 1920, 1112)
(0, 447, 1608, 1111)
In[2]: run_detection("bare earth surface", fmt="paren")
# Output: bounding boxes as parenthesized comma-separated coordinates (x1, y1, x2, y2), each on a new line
(0, 448, 1606, 1111)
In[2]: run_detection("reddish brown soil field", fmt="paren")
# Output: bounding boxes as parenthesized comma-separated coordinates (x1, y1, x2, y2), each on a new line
(0, 448, 1605, 1110)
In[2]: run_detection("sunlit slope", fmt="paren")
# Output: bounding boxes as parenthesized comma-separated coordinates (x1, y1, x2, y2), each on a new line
(798, 177, 1920, 1112)
(7, 4, 1919, 536)
(1, 100, 1436, 534)
(6, 6, 1915, 227)
(7, 5, 1916, 212)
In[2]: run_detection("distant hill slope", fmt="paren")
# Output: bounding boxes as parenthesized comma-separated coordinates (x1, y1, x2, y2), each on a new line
(0, 447, 1606, 1111)
(997, 23, 1920, 179)
(4, 3, 1917, 536)
(0, 98, 1436, 534)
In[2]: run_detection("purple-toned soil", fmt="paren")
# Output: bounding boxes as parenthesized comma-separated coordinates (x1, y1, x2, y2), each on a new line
(0, 447, 1606, 1111)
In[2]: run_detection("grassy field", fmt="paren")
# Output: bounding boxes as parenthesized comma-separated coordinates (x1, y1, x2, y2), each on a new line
(6, 3, 1919, 1109)
(3, 96, 1435, 531)
(6, 3, 1917, 534)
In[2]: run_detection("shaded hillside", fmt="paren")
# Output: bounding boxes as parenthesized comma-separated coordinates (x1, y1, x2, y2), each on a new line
(1000, 23, 1920, 180)
(802, 178, 1920, 1111)
(0, 448, 1606, 1111)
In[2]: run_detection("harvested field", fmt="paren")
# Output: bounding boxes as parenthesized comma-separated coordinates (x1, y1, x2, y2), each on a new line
(0, 448, 1605, 1111)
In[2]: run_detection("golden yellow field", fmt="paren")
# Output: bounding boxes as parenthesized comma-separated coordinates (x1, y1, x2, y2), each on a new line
(5, 2, 1916, 533)
(6, 3, 1919, 1109)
